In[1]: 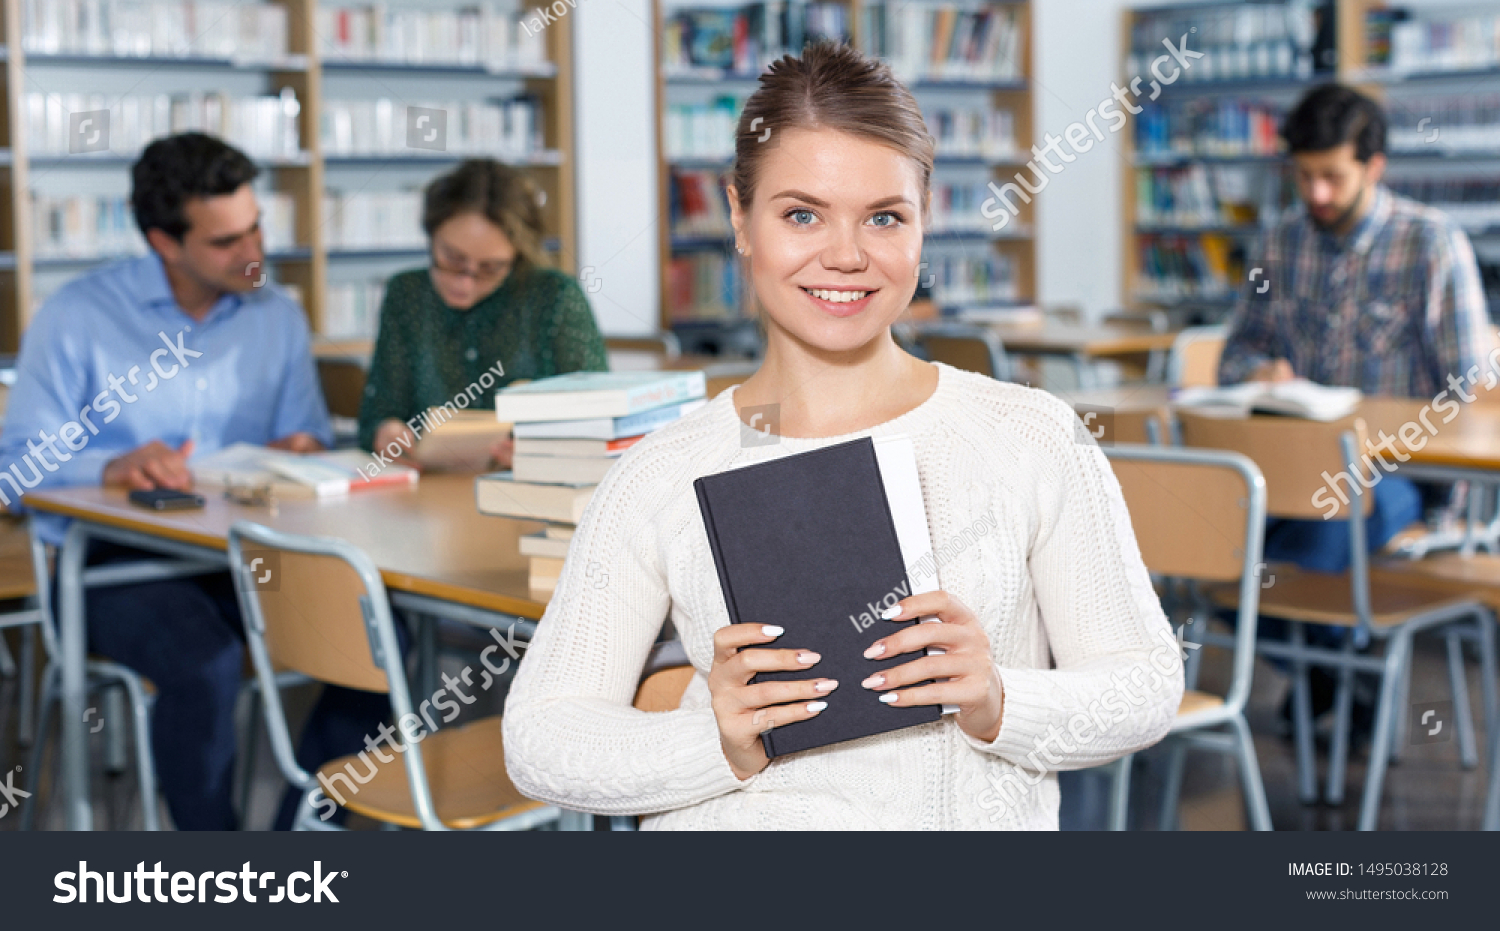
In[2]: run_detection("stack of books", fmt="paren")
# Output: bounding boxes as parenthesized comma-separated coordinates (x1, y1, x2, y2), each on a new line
(475, 371, 710, 594)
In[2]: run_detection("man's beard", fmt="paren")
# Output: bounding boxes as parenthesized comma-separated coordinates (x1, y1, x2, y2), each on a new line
(1309, 185, 1367, 234)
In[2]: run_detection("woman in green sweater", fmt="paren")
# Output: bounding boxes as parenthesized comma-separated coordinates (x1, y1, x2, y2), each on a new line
(358, 158, 608, 468)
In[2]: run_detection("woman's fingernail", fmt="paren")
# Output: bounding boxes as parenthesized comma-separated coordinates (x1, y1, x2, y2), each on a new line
(806, 701, 828, 714)
(879, 693, 900, 704)
(861, 673, 885, 689)
(762, 624, 784, 637)
(815, 679, 839, 692)
(863, 642, 887, 659)
(880, 604, 903, 620)
(797, 651, 821, 665)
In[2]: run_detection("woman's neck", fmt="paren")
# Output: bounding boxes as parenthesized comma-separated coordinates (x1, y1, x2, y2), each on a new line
(735, 327, 937, 439)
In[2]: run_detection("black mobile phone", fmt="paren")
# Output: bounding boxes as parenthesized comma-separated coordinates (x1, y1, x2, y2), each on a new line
(128, 489, 206, 511)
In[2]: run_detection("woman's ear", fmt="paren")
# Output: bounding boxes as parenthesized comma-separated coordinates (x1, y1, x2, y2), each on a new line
(726, 184, 748, 256)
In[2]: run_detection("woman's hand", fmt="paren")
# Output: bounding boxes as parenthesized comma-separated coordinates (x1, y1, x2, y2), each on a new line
(373, 419, 420, 467)
(708, 623, 839, 781)
(862, 591, 1005, 744)
(488, 431, 515, 471)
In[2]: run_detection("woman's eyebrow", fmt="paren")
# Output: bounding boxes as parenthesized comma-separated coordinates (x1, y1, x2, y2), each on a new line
(771, 190, 914, 210)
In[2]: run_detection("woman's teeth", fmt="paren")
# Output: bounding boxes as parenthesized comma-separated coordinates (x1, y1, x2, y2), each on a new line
(804, 288, 869, 303)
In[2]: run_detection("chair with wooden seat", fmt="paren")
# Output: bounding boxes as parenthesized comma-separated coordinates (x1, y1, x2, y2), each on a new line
(910, 322, 1010, 382)
(1177, 410, 1495, 830)
(227, 520, 558, 831)
(1166, 325, 1226, 388)
(1099, 444, 1273, 831)
(15, 519, 162, 830)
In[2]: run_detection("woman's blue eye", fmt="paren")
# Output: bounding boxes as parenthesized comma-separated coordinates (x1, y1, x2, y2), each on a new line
(789, 209, 815, 224)
(870, 212, 901, 227)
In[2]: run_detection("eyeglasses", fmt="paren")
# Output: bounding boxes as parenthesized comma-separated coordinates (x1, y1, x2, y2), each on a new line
(429, 246, 514, 285)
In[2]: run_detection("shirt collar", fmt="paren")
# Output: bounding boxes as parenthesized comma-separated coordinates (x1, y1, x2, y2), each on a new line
(134, 250, 247, 324)
(1311, 184, 1389, 255)
(1346, 185, 1391, 255)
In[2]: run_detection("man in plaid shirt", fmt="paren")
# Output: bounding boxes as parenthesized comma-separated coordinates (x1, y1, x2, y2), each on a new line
(1220, 84, 1491, 573)
(1218, 85, 1492, 733)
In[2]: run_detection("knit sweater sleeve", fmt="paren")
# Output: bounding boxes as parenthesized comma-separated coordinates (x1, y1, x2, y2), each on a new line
(502, 437, 749, 814)
(962, 392, 1182, 769)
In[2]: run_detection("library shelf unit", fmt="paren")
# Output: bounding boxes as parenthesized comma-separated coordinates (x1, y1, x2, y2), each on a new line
(0, 0, 577, 352)
(653, 0, 1037, 337)
(1122, 0, 1500, 323)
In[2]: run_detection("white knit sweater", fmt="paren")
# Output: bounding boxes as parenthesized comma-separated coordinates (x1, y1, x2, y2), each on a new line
(502, 362, 1182, 829)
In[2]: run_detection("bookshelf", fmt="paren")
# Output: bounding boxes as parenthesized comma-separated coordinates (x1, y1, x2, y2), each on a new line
(1122, 0, 1500, 323)
(653, 0, 1036, 338)
(0, 0, 577, 352)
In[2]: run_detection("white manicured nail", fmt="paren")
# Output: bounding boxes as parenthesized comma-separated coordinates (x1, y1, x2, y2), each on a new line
(880, 604, 902, 620)
(863, 642, 887, 659)
(879, 693, 899, 704)
(762, 624, 784, 637)
(806, 701, 828, 713)
(815, 679, 838, 692)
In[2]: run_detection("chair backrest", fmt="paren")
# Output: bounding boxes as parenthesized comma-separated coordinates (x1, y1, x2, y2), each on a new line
(1176, 410, 1373, 521)
(1105, 444, 1266, 714)
(632, 639, 693, 712)
(227, 521, 447, 829)
(912, 322, 1009, 381)
(317, 359, 368, 420)
(1168, 325, 1226, 388)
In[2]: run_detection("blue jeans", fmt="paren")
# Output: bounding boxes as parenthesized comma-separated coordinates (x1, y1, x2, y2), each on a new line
(72, 541, 397, 830)
(1255, 475, 1425, 651)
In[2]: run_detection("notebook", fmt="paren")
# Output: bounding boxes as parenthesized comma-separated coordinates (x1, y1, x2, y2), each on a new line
(694, 435, 946, 759)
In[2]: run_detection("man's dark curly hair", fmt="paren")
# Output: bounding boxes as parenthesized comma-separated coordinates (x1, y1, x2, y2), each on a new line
(131, 132, 259, 240)
(1281, 84, 1387, 162)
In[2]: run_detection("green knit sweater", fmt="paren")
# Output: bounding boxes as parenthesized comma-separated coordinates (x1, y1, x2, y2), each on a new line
(357, 265, 609, 451)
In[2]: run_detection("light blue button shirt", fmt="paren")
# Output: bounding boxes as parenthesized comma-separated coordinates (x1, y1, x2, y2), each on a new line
(0, 252, 332, 542)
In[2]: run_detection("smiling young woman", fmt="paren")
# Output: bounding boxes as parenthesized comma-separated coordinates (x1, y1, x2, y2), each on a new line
(502, 41, 1179, 830)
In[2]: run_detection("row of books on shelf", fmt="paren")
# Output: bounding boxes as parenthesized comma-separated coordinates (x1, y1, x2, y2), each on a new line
(670, 168, 730, 239)
(1388, 94, 1500, 153)
(667, 252, 744, 322)
(1125, 3, 1314, 84)
(922, 253, 1018, 308)
(665, 98, 1018, 164)
(662, 98, 744, 163)
(927, 107, 1017, 160)
(31, 192, 295, 259)
(1135, 163, 1278, 229)
(475, 371, 710, 594)
(856, 2, 1023, 83)
(321, 97, 545, 159)
(1135, 233, 1242, 302)
(1388, 179, 1500, 235)
(1135, 99, 1285, 159)
(323, 192, 428, 250)
(27, 91, 302, 161)
(316, 2, 547, 69)
(22, 0, 289, 61)
(323, 280, 387, 342)
(1365, 8, 1500, 75)
(661, 2, 849, 77)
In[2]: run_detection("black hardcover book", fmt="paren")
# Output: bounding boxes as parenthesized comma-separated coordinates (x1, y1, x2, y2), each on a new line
(693, 437, 941, 758)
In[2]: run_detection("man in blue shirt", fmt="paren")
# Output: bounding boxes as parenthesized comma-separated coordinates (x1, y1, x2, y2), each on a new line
(1, 133, 382, 829)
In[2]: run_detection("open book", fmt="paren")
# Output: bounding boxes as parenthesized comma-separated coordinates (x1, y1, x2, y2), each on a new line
(1172, 379, 1362, 422)
(192, 443, 418, 497)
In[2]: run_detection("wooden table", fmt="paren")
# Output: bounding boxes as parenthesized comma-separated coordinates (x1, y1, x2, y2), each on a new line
(981, 322, 1178, 388)
(1055, 386, 1500, 473)
(990, 322, 1178, 359)
(26, 474, 551, 830)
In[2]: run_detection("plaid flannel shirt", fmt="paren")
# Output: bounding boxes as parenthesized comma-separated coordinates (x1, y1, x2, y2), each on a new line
(1218, 186, 1493, 399)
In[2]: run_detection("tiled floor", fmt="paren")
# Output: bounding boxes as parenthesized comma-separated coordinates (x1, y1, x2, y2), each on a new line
(0, 616, 1492, 831)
